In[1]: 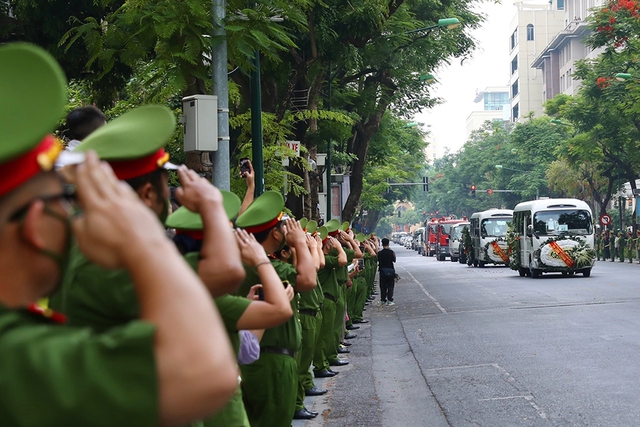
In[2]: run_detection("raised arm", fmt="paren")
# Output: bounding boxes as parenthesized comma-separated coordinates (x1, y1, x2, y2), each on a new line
(175, 167, 245, 296)
(234, 229, 292, 330)
(73, 153, 237, 427)
(284, 218, 317, 291)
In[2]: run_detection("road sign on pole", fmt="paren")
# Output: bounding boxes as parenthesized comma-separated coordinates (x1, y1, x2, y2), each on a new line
(599, 213, 612, 226)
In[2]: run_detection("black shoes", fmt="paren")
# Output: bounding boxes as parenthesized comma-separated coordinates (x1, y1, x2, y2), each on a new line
(341, 341, 352, 346)
(344, 333, 357, 340)
(293, 408, 317, 419)
(353, 319, 369, 324)
(314, 369, 337, 378)
(305, 386, 328, 396)
(346, 324, 360, 330)
(338, 347, 350, 354)
(329, 359, 349, 366)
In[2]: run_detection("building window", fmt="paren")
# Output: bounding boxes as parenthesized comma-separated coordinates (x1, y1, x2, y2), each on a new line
(511, 56, 518, 75)
(512, 103, 519, 121)
(526, 24, 534, 41)
(512, 80, 519, 98)
(557, 0, 564, 10)
(510, 30, 518, 51)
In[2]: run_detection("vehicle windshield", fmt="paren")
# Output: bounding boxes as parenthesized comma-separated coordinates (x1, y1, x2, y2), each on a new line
(451, 226, 464, 240)
(533, 210, 592, 236)
(481, 218, 511, 238)
(441, 224, 452, 234)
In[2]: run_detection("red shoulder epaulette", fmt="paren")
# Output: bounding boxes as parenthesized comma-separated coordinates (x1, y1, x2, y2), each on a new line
(27, 302, 67, 324)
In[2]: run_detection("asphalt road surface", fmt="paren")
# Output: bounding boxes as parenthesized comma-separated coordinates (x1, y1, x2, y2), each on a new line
(294, 244, 640, 427)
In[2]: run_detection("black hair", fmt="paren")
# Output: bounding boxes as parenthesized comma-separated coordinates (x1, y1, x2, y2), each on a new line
(125, 169, 167, 196)
(252, 222, 282, 243)
(274, 245, 291, 260)
(172, 234, 203, 255)
(381, 238, 390, 246)
(65, 106, 106, 141)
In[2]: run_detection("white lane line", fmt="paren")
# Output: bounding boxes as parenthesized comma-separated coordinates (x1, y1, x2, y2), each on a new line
(399, 265, 448, 314)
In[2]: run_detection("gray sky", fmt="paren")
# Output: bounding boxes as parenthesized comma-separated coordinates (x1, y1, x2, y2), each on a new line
(413, 1, 545, 154)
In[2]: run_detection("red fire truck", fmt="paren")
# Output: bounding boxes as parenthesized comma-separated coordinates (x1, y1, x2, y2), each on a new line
(425, 216, 467, 261)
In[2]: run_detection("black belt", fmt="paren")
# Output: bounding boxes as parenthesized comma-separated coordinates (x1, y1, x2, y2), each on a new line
(260, 346, 297, 358)
(299, 308, 318, 317)
(323, 293, 337, 302)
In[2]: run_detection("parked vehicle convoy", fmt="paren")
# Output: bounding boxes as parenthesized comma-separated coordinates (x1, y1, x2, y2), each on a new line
(468, 209, 513, 267)
(448, 222, 470, 263)
(510, 198, 595, 278)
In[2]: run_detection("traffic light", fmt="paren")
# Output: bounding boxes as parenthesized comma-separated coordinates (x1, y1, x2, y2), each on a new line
(423, 176, 429, 192)
(471, 185, 476, 197)
(487, 189, 493, 195)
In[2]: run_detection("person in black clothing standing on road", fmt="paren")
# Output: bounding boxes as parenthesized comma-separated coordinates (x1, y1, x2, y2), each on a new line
(378, 238, 397, 306)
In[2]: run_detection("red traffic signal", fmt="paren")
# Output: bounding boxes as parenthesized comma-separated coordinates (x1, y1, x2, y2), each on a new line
(487, 189, 493, 195)
(470, 185, 476, 197)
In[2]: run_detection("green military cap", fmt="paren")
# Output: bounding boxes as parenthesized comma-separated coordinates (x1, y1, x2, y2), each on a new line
(306, 220, 318, 235)
(325, 219, 340, 237)
(356, 232, 365, 242)
(74, 105, 178, 180)
(235, 190, 286, 233)
(165, 190, 242, 230)
(318, 226, 329, 242)
(366, 233, 373, 239)
(341, 221, 350, 232)
(0, 43, 68, 196)
(299, 217, 308, 231)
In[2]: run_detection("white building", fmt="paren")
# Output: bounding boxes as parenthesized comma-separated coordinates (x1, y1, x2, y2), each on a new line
(465, 87, 510, 139)
(531, 0, 605, 101)
(508, 1, 565, 122)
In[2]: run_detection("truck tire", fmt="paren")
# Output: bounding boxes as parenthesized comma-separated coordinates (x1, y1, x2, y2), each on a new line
(583, 268, 591, 277)
(531, 268, 541, 278)
(478, 261, 485, 268)
(518, 268, 526, 277)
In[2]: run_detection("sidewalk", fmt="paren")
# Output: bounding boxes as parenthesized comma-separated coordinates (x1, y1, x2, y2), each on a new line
(294, 275, 449, 426)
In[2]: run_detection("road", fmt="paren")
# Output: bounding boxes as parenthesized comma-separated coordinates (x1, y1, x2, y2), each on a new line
(294, 244, 640, 427)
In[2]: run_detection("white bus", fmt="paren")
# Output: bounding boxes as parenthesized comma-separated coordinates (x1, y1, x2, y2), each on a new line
(511, 198, 595, 278)
(468, 209, 513, 267)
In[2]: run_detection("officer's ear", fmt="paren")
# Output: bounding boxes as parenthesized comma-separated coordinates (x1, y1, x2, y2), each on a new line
(135, 182, 156, 209)
(20, 200, 47, 250)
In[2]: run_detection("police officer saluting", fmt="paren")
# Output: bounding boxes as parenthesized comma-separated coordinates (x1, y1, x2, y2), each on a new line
(0, 43, 237, 426)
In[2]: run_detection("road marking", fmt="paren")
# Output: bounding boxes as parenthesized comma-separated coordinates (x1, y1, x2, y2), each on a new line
(399, 265, 448, 314)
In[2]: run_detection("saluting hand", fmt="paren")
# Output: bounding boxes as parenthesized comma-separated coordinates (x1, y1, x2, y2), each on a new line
(235, 229, 270, 267)
(283, 218, 306, 247)
(174, 166, 223, 213)
(72, 151, 170, 269)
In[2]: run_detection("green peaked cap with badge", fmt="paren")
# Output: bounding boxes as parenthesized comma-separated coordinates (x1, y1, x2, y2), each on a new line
(356, 232, 365, 242)
(75, 105, 178, 181)
(0, 43, 68, 196)
(235, 191, 286, 234)
(318, 226, 329, 241)
(341, 221, 350, 232)
(165, 190, 242, 230)
(299, 217, 308, 230)
(325, 219, 340, 236)
(306, 220, 318, 234)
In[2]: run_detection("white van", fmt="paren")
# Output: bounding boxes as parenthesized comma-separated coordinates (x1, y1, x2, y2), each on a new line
(468, 209, 513, 267)
(449, 222, 470, 263)
(511, 198, 595, 278)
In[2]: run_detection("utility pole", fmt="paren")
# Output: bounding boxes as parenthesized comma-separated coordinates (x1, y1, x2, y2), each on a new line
(211, 0, 230, 190)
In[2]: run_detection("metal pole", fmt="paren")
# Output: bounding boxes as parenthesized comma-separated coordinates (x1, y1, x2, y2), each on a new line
(211, 0, 230, 190)
(326, 65, 332, 221)
(251, 50, 265, 197)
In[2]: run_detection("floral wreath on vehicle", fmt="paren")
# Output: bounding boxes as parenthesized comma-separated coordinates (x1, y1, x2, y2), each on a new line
(483, 237, 510, 263)
(534, 236, 596, 269)
(461, 226, 472, 256)
(506, 223, 520, 270)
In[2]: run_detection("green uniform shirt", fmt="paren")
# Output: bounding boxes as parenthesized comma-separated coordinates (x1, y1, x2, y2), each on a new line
(0, 303, 158, 427)
(333, 248, 355, 283)
(236, 260, 301, 351)
(49, 244, 138, 333)
(298, 276, 322, 311)
(317, 255, 340, 298)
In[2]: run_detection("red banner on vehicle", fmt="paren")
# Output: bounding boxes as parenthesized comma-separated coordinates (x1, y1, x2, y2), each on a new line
(548, 240, 575, 268)
(491, 241, 509, 263)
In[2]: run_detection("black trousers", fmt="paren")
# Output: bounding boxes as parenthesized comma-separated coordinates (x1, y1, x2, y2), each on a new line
(380, 276, 395, 302)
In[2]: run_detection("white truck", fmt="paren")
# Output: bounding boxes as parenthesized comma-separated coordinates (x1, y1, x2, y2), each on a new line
(448, 222, 470, 263)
